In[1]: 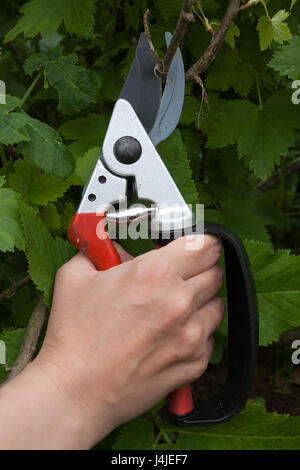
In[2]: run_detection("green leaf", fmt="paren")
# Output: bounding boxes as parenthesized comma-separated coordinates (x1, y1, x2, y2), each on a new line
(257, 10, 292, 51)
(71, 146, 99, 185)
(5, 0, 97, 42)
(157, 403, 300, 450)
(0, 186, 24, 252)
(8, 160, 70, 206)
(245, 240, 300, 346)
(206, 48, 255, 95)
(157, 130, 199, 207)
(25, 48, 101, 115)
(158, 0, 183, 19)
(269, 34, 300, 80)
(59, 114, 108, 157)
(0, 329, 25, 383)
(206, 94, 298, 179)
(40, 203, 61, 229)
(225, 22, 240, 49)
(180, 96, 200, 126)
(113, 415, 155, 450)
(0, 96, 29, 146)
(19, 115, 74, 178)
(19, 203, 76, 306)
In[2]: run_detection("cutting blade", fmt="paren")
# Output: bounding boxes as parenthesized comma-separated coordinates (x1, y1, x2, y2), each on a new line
(119, 33, 161, 133)
(148, 32, 185, 147)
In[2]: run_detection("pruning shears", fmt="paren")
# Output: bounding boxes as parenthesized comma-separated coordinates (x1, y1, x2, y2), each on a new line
(68, 33, 258, 426)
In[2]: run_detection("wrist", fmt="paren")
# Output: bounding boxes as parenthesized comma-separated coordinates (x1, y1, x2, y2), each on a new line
(33, 350, 115, 448)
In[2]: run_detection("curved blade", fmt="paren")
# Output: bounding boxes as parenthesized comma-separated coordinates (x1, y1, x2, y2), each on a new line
(148, 32, 185, 147)
(119, 33, 161, 133)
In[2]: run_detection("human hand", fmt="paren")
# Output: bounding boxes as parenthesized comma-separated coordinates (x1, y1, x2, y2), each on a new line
(33, 235, 224, 448)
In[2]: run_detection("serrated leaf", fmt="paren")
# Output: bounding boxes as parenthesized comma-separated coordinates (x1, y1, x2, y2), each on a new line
(19, 115, 74, 178)
(206, 95, 298, 179)
(157, 403, 300, 450)
(0, 186, 24, 252)
(8, 160, 70, 206)
(59, 114, 108, 157)
(19, 203, 76, 306)
(180, 96, 200, 126)
(269, 34, 300, 80)
(71, 146, 100, 185)
(245, 240, 300, 346)
(257, 11, 292, 51)
(225, 22, 240, 49)
(157, 130, 199, 207)
(0, 95, 29, 146)
(25, 48, 101, 115)
(40, 203, 61, 229)
(24, 53, 48, 75)
(157, 0, 183, 19)
(0, 329, 25, 383)
(113, 415, 155, 450)
(5, 0, 97, 42)
(206, 48, 255, 95)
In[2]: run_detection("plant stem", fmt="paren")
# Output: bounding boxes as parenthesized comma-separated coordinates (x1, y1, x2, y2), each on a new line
(19, 69, 43, 109)
(0, 144, 7, 167)
(277, 156, 286, 215)
(259, 0, 271, 20)
(256, 75, 263, 110)
(152, 431, 162, 450)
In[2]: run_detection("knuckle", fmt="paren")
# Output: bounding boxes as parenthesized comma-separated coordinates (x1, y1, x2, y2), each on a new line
(182, 325, 203, 352)
(205, 235, 223, 256)
(170, 291, 194, 321)
(213, 296, 226, 318)
(211, 264, 224, 287)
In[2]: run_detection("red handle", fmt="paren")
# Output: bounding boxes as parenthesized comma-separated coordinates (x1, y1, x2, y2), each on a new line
(68, 212, 121, 270)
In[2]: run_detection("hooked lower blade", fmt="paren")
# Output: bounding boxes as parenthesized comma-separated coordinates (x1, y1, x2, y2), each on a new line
(148, 32, 185, 147)
(119, 33, 161, 133)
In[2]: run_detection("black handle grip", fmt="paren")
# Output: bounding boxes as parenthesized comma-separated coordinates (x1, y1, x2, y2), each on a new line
(156, 222, 259, 426)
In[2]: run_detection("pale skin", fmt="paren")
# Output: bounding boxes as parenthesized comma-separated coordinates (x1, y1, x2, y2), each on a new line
(0, 234, 225, 450)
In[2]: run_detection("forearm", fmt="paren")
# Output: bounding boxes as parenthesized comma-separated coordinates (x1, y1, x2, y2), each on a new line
(0, 361, 107, 450)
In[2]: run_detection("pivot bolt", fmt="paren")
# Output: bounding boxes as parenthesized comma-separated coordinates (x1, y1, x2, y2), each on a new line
(114, 136, 142, 165)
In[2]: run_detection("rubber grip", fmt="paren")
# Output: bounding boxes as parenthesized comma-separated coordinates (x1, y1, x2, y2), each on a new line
(156, 222, 258, 426)
(68, 212, 121, 271)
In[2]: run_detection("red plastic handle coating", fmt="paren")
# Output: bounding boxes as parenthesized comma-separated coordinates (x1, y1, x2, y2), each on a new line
(68, 212, 121, 271)
(167, 385, 194, 415)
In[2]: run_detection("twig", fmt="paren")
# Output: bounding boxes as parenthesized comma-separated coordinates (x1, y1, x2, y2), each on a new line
(7, 41, 24, 67)
(239, 0, 257, 11)
(2, 145, 22, 161)
(193, 74, 209, 124)
(257, 156, 300, 192)
(0, 275, 31, 302)
(162, 0, 195, 76)
(143, 9, 163, 74)
(1, 297, 48, 384)
(185, 0, 241, 82)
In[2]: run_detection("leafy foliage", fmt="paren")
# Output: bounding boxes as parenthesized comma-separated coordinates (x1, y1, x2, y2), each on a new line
(0, 0, 300, 451)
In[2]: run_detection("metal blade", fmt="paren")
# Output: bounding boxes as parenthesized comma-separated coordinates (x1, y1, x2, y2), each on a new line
(119, 33, 161, 133)
(148, 32, 185, 147)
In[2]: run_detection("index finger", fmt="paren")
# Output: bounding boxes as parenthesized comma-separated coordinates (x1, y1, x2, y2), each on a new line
(158, 234, 223, 280)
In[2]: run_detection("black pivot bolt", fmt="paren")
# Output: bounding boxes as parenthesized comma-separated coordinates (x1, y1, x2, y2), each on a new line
(114, 136, 142, 165)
